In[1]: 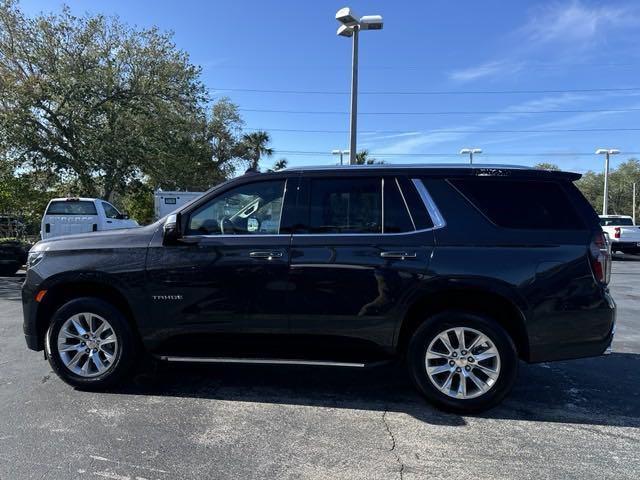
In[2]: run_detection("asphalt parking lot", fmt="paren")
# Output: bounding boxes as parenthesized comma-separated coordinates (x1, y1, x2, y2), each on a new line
(1, 258, 639, 480)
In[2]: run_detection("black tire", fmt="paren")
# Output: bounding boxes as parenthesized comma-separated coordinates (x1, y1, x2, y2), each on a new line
(407, 311, 518, 414)
(45, 297, 137, 390)
(0, 263, 20, 276)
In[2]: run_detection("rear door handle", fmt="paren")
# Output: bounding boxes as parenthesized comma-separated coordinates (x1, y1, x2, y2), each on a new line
(380, 251, 417, 260)
(249, 251, 284, 259)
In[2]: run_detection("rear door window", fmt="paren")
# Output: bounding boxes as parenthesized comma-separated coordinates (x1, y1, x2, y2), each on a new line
(46, 201, 98, 215)
(449, 178, 585, 230)
(384, 178, 415, 233)
(308, 178, 382, 234)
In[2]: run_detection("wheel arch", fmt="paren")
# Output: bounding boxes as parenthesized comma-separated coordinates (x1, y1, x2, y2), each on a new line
(396, 286, 530, 361)
(35, 276, 140, 350)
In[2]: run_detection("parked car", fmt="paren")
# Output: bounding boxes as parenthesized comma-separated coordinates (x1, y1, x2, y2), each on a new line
(154, 190, 203, 220)
(22, 164, 615, 413)
(0, 238, 29, 275)
(599, 215, 640, 254)
(41, 197, 139, 240)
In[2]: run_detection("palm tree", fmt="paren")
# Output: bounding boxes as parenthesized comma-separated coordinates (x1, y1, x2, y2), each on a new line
(240, 131, 274, 170)
(354, 149, 383, 165)
(272, 158, 288, 171)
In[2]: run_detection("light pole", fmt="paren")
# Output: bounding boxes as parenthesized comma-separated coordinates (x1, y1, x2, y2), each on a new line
(460, 148, 482, 165)
(335, 7, 383, 165)
(633, 182, 637, 225)
(332, 149, 350, 165)
(595, 148, 620, 215)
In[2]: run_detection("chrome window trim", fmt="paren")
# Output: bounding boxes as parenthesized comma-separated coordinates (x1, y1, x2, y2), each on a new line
(411, 178, 446, 229)
(179, 177, 446, 239)
(395, 177, 416, 231)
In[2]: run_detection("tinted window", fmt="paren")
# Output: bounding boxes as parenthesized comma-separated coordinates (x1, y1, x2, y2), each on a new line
(450, 178, 585, 230)
(46, 201, 97, 215)
(101, 202, 120, 219)
(384, 179, 415, 233)
(309, 178, 381, 234)
(600, 217, 634, 226)
(187, 180, 286, 235)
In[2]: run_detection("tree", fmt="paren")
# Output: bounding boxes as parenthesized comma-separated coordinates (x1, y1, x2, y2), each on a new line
(0, 1, 212, 200)
(354, 149, 383, 165)
(271, 158, 288, 171)
(576, 159, 640, 218)
(534, 162, 560, 171)
(239, 131, 273, 170)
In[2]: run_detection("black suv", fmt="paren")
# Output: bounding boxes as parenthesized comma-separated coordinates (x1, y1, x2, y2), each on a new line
(22, 164, 615, 412)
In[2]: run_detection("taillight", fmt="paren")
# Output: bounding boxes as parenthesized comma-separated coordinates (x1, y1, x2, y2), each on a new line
(589, 231, 611, 285)
(614, 227, 621, 239)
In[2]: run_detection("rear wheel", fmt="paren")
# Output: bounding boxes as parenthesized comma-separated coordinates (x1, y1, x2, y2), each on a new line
(45, 297, 137, 389)
(407, 311, 518, 413)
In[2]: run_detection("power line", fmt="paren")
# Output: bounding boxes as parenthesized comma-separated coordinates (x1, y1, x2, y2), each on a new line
(239, 107, 640, 116)
(248, 127, 640, 134)
(214, 86, 640, 96)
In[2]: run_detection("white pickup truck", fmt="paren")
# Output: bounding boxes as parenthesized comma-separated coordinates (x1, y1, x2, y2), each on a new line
(600, 215, 640, 254)
(41, 197, 138, 240)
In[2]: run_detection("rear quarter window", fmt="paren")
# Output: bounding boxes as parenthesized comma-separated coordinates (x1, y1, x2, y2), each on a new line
(46, 201, 98, 215)
(449, 178, 586, 230)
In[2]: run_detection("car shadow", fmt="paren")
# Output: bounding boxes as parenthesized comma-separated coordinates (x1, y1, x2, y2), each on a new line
(612, 253, 640, 262)
(110, 352, 640, 429)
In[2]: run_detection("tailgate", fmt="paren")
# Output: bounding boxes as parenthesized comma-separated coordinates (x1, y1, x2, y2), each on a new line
(44, 215, 98, 238)
(619, 226, 640, 241)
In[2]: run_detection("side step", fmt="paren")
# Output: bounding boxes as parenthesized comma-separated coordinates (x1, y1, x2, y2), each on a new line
(157, 356, 369, 368)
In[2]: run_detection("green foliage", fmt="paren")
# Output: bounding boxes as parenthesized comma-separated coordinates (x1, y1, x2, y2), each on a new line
(576, 159, 640, 217)
(354, 150, 383, 165)
(533, 162, 561, 171)
(0, 1, 215, 199)
(239, 131, 273, 170)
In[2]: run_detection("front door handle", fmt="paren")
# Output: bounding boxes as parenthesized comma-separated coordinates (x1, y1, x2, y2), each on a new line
(380, 251, 417, 260)
(249, 251, 284, 259)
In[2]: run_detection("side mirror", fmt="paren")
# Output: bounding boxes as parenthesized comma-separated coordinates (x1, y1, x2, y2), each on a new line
(163, 213, 181, 245)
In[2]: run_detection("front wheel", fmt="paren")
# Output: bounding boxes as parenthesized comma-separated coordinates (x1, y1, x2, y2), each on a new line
(45, 297, 137, 389)
(407, 311, 518, 413)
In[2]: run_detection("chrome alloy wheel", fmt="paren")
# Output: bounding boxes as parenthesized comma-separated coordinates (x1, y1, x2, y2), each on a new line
(425, 327, 501, 400)
(56, 312, 119, 377)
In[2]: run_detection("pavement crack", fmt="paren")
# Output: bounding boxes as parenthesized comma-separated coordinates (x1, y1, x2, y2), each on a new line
(382, 409, 405, 480)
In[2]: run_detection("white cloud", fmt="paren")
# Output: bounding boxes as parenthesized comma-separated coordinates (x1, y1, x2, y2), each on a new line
(370, 90, 640, 155)
(450, 61, 524, 83)
(523, 1, 635, 45)
(449, 1, 638, 83)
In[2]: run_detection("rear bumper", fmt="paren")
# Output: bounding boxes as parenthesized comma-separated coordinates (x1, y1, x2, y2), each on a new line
(528, 289, 616, 363)
(610, 241, 640, 252)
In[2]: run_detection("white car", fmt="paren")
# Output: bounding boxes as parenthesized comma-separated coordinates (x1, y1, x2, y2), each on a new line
(41, 197, 139, 240)
(599, 215, 640, 254)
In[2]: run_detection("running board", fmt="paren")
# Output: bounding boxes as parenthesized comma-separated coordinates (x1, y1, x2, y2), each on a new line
(157, 356, 368, 368)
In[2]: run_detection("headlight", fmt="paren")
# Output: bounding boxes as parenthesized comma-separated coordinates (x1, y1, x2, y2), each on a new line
(27, 251, 45, 269)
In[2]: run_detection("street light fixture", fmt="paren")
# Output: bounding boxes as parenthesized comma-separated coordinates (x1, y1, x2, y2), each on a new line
(595, 148, 620, 215)
(332, 149, 350, 165)
(460, 148, 482, 165)
(335, 7, 383, 165)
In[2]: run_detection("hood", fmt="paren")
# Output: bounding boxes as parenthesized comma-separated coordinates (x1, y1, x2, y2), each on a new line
(32, 223, 160, 253)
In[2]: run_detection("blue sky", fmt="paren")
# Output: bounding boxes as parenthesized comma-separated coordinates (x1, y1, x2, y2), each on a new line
(20, 0, 640, 172)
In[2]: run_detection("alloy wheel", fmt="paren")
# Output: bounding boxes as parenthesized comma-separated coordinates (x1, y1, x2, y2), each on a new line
(56, 312, 119, 377)
(425, 327, 501, 400)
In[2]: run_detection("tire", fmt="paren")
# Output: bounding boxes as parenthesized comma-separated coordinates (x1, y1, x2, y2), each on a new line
(0, 263, 20, 276)
(407, 311, 518, 414)
(45, 297, 137, 390)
